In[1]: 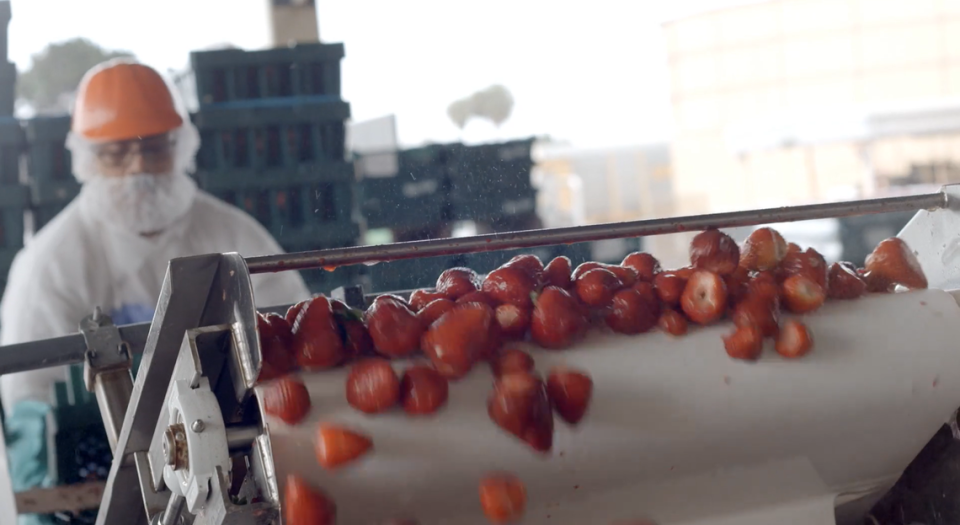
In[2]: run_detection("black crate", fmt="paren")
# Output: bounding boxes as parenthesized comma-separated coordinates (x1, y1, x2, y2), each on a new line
(208, 178, 360, 247)
(23, 116, 79, 204)
(0, 61, 14, 117)
(449, 139, 536, 223)
(192, 43, 344, 105)
(192, 99, 350, 176)
(0, 184, 26, 250)
(0, 116, 22, 185)
(359, 166, 447, 230)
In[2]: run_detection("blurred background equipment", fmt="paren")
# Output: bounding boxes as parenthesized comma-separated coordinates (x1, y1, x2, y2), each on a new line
(447, 84, 515, 129)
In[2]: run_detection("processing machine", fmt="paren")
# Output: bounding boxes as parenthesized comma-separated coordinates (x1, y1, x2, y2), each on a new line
(1, 185, 960, 524)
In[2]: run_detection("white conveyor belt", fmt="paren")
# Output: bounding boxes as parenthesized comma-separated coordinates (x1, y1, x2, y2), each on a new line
(258, 289, 960, 525)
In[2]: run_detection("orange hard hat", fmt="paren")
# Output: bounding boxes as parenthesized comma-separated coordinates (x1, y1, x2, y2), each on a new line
(72, 59, 183, 142)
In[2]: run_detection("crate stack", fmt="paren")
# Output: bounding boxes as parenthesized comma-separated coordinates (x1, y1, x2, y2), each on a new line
(190, 43, 363, 294)
(0, 117, 24, 294)
(23, 116, 78, 232)
(0, 2, 13, 117)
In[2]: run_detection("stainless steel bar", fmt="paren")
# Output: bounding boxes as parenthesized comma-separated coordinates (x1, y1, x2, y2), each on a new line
(158, 493, 185, 525)
(0, 323, 150, 376)
(94, 369, 135, 452)
(246, 191, 948, 274)
(225, 425, 261, 450)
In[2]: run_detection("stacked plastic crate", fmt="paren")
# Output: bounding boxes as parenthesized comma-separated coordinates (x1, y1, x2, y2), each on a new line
(191, 43, 363, 294)
(24, 116, 78, 232)
(0, 0, 24, 295)
(449, 138, 540, 231)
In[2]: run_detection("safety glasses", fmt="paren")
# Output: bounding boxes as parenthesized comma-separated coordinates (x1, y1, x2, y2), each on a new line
(95, 134, 176, 170)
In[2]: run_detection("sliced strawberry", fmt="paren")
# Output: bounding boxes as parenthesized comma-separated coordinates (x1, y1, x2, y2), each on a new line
(732, 296, 779, 338)
(314, 424, 373, 469)
(284, 475, 336, 525)
(780, 247, 827, 288)
(776, 320, 813, 359)
(479, 473, 527, 524)
(690, 228, 740, 275)
(546, 367, 593, 425)
(657, 308, 688, 336)
(399, 364, 449, 416)
(345, 358, 400, 414)
(261, 376, 311, 425)
(781, 274, 826, 314)
(723, 324, 763, 361)
(680, 270, 728, 324)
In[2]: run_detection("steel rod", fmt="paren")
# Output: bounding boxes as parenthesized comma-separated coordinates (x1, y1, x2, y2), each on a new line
(0, 323, 150, 376)
(246, 191, 948, 274)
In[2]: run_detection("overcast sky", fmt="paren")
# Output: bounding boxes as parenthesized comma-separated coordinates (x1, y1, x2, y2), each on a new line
(7, 0, 753, 148)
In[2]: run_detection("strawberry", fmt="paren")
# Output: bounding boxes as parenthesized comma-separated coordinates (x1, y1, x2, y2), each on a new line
(291, 296, 345, 370)
(408, 289, 448, 312)
(776, 320, 813, 359)
(495, 304, 531, 339)
(723, 324, 763, 361)
(690, 228, 740, 275)
(479, 472, 527, 524)
(680, 270, 728, 324)
(781, 274, 826, 314)
(399, 364, 449, 416)
(571, 261, 604, 281)
(371, 293, 411, 309)
(575, 268, 623, 307)
(365, 295, 423, 358)
(490, 348, 535, 377)
(456, 290, 501, 309)
(502, 254, 545, 285)
(284, 475, 336, 525)
(653, 271, 687, 306)
(257, 313, 296, 382)
(780, 247, 827, 288)
(345, 358, 400, 414)
(786, 242, 802, 255)
(657, 308, 688, 336)
(436, 267, 481, 299)
(483, 266, 537, 309)
(864, 271, 893, 293)
(314, 424, 373, 469)
(864, 237, 928, 290)
(530, 286, 589, 349)
(605, 288, 658, 334)
(732, 296, 779, 338)
(621, 252, 662, 281)
(487, 372, 553, 453)
(543, 256, 573, 289)
(546, 367, 593, 425)
(421, 303, 497, 379)
(827, 262, 866, 300)
(285, 299, 309, 326)
(739, 227, 787, 271)
(724, 266, 750, 307)
(261, 376, 311, 425)
(745, 271, 781, 303)
(416, 298, 456, 329)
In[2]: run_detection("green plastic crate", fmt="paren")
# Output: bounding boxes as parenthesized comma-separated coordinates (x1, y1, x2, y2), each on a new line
(191, 43, 344, 105)
(359, 166, 447, 230)
(0, 116, 22, 184)
(192, 99, 350, 177)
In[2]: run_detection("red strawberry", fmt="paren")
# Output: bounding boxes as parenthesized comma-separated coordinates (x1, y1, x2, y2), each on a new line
(605, 265, 638, 287)
(490, 348, 535, 377)
(487, 372, 553, 452)
(621, 252, 662, 281)
(680, 270, 728, 324)
(291, 296, 345, 370)
(341, 317, 374, 360)
(257, 313, 296, 382)
(502, 254, 545, 284)
(690, 228, 740, 275)
(780, 248, 827, 288)
(284, 475, 336, 525)
(827, 262, 866, 300)
(483, 266, 537, 309)
(479, 472, 527, 524)
(345, 359, 400, 414)
(365, 295, 423, 358)
(575, 268, 623, 307)
(657, 308, 688, 336)
(732, 296, 779, 338)
(781, 274, 826, 314)
(746, 271, 781, 303)
(530, 286, 589, 349)
(456, 290, 501, 309)
(285, 299, 309, 326)
(864, 237, 928, 290)
(776, 320, 813, 359)
(723, 324, 763, 361)
(399, 364, 449, 416)
(724, 266, 751, 307)
(314, 424, 373, 469)
(421, 303, 497, 379)
(261, 376, 311, 425)
(605, 288, 658, 334)
(653, 271, 687, 306)
(495, 304, 531, 339)
(571, 261, 604, 281)
(543, 256, 573, 289)
(416, 298, 456, 329)
(436, 267, 481, 299)
(739, 227, 787, 271)
(546, 367, 593, 425)
(408, 289, 448, 312)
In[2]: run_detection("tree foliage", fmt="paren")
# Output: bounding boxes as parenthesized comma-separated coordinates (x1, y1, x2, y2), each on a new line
(17, 38, 134, 111)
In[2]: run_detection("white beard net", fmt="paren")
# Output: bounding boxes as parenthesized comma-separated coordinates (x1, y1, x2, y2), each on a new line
(78, 171, 198, 235)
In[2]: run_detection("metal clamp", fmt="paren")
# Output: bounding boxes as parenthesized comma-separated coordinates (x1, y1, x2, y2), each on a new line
(80, 307, 135, 453)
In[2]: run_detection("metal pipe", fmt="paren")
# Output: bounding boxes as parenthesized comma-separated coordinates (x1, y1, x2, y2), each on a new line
(245, 191, 948, 274)
(225, 425, 260, 450)
(159, 493, 185, 525)
(0, 323, 150, 376)
(93, 369, 134, 452)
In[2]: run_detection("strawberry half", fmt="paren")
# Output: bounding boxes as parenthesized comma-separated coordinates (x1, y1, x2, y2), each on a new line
(314, 424, 373, 469)
(546, 367, 593, 425)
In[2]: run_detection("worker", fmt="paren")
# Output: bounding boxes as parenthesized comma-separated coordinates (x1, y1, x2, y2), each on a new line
(0, 59, 310, 524)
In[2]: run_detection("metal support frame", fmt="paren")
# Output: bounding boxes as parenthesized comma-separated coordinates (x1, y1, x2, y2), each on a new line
(0, 188, 954, 524)
(80, 308, 134, 452)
